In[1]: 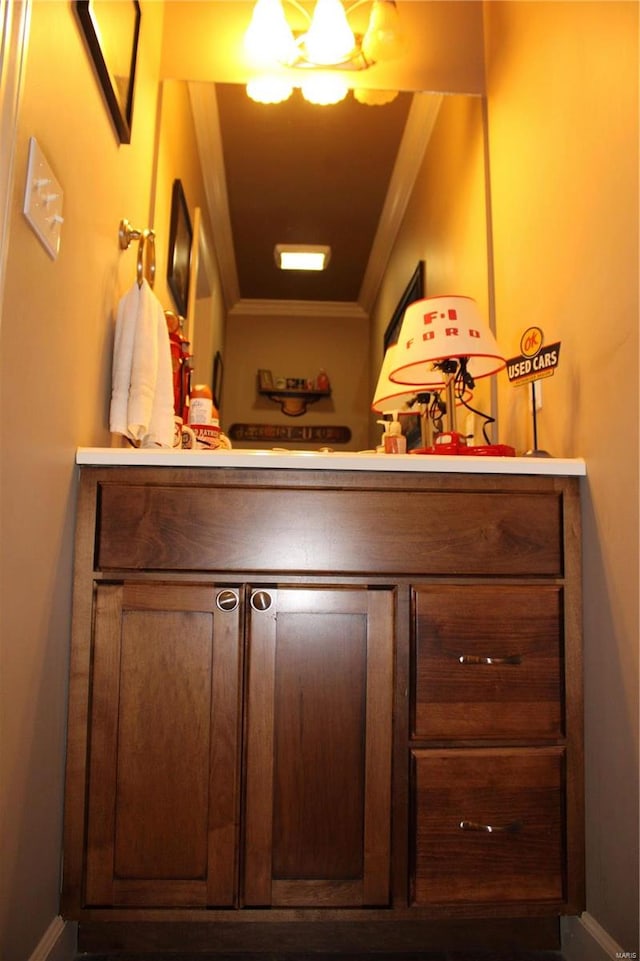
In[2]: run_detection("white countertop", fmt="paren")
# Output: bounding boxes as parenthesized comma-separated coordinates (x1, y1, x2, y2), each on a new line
(76, 447, 586, 476)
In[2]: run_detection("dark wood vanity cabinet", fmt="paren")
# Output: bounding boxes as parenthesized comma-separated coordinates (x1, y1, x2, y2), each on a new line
(80, 581, 393, 911)
(62, 464, 584, 952)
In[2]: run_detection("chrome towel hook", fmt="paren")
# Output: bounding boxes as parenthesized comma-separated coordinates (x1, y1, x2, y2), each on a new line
(118, 218, 156, 288)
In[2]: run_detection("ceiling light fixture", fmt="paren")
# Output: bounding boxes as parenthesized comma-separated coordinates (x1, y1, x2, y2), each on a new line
(244, 0, 404, 105)
(274, 244, 332, 270)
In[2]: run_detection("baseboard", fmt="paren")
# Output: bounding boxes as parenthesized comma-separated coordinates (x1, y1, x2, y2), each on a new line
(562, 913, 634, 961)
(28, 917, 77, 961)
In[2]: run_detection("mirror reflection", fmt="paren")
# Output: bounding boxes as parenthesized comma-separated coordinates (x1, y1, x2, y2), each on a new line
(151, 80, 490, 451)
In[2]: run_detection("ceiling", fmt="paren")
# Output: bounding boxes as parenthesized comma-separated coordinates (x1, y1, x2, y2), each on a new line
(190, 82, 443, 318)
(217, 84, 411, 305)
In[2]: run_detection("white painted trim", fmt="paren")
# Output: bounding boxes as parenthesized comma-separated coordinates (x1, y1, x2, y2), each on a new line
(189, 80, 240, 310)
(358, 93, 443, 314)
(27, 917, 76, 961)
(0, 0, 31, 318)
(562, 913, 633, 961)
(227, 296, 367, 320)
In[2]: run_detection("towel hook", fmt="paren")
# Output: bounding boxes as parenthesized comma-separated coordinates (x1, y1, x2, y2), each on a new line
(119, 218, 156, 289)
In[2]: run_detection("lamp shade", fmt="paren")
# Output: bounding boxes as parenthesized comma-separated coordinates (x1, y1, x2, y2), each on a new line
(389, 295, 506, 386)
(372, 344, 444, 414)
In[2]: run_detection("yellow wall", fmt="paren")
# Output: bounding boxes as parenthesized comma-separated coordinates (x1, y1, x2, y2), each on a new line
(369, 93, 491, 445)
(484, 1, 639, 951)
(0, 1, 164, 957)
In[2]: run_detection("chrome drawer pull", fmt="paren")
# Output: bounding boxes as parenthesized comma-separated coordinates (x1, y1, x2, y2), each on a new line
(458, 653, 522, 666)
(459, 819, 522, 834)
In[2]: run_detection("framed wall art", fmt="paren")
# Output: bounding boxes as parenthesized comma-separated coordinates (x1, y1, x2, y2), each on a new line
(383, 260, 425, 351)
(212, 351, 224, 411)
(167, 179, 193, 317)
(75, 0, 141, 144)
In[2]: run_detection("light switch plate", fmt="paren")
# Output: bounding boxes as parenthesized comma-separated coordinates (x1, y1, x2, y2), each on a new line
(23, 137, 64, 259)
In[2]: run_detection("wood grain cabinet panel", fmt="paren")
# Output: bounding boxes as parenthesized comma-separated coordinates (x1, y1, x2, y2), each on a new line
(84, 582, 242, 908)
(243, 587, 394, 907)
(96, 484, 563, 576)
(412, 585, 564, 740)
(411, 748, 565, 907)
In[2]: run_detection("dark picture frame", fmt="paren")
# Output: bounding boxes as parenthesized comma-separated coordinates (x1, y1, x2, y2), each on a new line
(167, 180, 193, 317)
(75, 0, 141, 145)
(212, 351, 224, 412)
(383, 260, 425, 351)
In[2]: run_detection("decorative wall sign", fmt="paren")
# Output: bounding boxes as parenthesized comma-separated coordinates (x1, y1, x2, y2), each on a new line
(506, 327, 561, 457)
(229, 424, 351, 445)
(506, 326, 561, 386)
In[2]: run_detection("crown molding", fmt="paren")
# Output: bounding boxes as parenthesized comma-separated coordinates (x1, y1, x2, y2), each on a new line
(227, 298, 368, 320)
(188, 81, 240, 309)
(358, 93, 443, 315)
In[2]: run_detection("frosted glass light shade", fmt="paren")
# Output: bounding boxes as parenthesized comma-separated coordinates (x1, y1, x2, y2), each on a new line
(390, 296, 506, 386)
(244, 0, 297, 66)
(300, 74, 348, 105)
(362, 1, 405, 62)
(304, 0, 356, 65)
(246, 77, 293, 104)
(274, 244, 331, 270)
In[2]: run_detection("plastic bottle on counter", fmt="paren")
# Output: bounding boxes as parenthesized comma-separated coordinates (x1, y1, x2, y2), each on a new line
(189, 384, 215, 425)
(384, 419, 407, 454)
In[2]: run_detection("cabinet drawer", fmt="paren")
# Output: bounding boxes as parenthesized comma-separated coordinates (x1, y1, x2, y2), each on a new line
(96, 483, 562, 575)
(412, 585, 563, 740)
(411, 748, 565, 906)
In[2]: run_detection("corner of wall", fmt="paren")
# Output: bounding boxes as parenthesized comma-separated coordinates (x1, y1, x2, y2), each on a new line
(562, 913, 635, 961)
(26, 917, 76, 961)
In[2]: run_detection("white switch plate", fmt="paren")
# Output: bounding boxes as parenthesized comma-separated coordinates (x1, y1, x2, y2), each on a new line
(23, 137, 64, 259)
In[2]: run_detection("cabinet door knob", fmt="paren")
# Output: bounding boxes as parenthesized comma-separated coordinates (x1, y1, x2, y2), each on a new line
(250, 590, 272, 612)
(459, 819, 522, 834)
(216, 589, 239, 612)
(458, 653, 522, 666)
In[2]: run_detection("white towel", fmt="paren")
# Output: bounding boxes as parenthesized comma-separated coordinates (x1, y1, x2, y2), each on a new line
(109, 279, 174, 447)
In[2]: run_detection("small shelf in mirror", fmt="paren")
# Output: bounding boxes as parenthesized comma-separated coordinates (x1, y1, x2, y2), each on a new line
(258, 386, 331, 417)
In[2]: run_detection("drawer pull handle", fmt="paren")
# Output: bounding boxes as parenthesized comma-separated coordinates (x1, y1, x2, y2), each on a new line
(250, 590, 273, 612)
(459, 819, 522, 834)
(458, 653, 522, 666)
(216, 589, 239, 612)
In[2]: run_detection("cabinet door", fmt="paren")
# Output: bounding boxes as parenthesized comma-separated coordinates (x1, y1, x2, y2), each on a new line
(244, 587, 394, 907)
(84, 582, 242, 908)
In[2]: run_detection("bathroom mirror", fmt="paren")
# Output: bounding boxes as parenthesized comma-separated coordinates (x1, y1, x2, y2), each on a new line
(152, 78, 491, 449)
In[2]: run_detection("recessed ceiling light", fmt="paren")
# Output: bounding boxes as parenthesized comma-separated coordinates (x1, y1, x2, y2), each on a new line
(274, 244, 331, 271)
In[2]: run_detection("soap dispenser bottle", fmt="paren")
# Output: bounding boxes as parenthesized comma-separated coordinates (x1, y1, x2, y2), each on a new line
(384, 418, 407, 454)
(376, 419, 390, 454)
